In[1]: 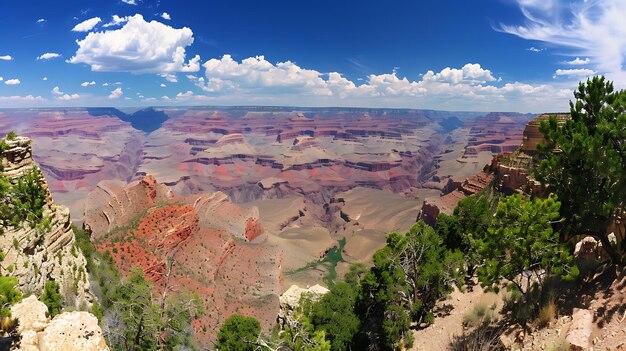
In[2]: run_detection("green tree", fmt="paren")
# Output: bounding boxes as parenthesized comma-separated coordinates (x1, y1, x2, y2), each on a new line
(359, 221, 464, 349)
(112, 268, 159, 351)
(41, 280, 63, 317)
(216, 314, 261, 351)
(476, 194, 578, 303)
(310, 282, 360, 351)
(535, 76, 626, 264)
(0, 276, 22, 317)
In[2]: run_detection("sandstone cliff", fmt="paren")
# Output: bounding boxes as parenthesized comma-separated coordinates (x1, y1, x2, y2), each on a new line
(0, 137, 92, 308)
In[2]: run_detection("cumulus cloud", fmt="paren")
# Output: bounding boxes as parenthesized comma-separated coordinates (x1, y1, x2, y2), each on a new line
(81, 81, 96, 86)
(0, 95, 45, 103)
(58, 93, 80, 101)
(52, 86, 63, 95)
(0, 77, 2, 81)
(500, 0, 626, 83)
(37, 52, 61, 60)
(121, 0, 137, 5)
(5, 79, 20, 85)
(36, 18, 46, 24)
(161, 12, 171, 20)
(72, 17, 101, 32)
(422, 63, 497, 85)
(108, 87, 123, 99)
(527, 47, 544, 52)
(42, 77, 48, 81)
(554, 68, 595, 77)
(563, 57, 590, 65)
(202, 55, 329, 94)
(196, 54, 572, 111)
(159, 73, 178, 82)
(69, 14, 200, 74)
(160, 83, 167, 87)
(103, 15, 130, 28)
(0, 55, 13, 61)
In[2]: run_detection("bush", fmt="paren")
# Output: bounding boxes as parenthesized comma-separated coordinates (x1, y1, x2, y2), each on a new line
(536, 299, 556, 328)
(463, 302, 495, 327)
(216, 314, 261, 351)
(41, 280, 63, 317)
(0, 276, 22, 317)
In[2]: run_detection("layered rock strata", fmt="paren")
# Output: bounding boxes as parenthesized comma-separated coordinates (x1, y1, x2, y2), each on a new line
(0, 137, 93, 307)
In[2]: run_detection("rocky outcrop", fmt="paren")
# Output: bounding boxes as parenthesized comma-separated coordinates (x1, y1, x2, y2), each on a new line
(278, 284, 329, 326)
(10, 296, 108, 351)
(84, 175, 281, 346)
(520, 113, 569, 152)
(1, 137, 92, 308)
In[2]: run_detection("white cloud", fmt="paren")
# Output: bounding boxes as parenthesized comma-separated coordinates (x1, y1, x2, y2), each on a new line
(0, 95, 45, 103)
(202, 55, 329, 94)
(161, 12, 171, 20)
(501, 0, 626, 84)
(42, 77, 48, 81)
(103, 15, 131, 28)
(421, 63, 497, 85)
(58, 93, 80, 101)
(196, 54, 572, 111)
(5, 79, 20, 85)
(37, 52, 61, 60)
(160, 83, 167, 87)
(102, 82, 109, 86)
(37, 18, 46, 24)
(69, 14, 200, 74)
(52, 86, 63, 95)
(81, 80, 96, 86)
(72, 17, 101, 32)
(563, 57, 590, 65)
(527, 47, 544, 52)
(121, 0, 137, 5)
(108, 87, 123, 99)
(0, 77, 2, 81)
(554, 68, 595, 77)
(0, 55, 13, 61)
(159, 73, 178, 82)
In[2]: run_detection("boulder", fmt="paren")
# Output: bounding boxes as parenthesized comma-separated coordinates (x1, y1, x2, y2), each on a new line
(38, 312, 108, 351)
(566, 308, 593, 350)
(10, 296, 48, 334)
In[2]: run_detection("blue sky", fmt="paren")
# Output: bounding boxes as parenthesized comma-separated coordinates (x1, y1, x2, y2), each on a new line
(0, 0, 622, 112)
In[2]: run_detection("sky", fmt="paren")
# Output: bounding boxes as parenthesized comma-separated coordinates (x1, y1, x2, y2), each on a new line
(0, 0, 624, 112)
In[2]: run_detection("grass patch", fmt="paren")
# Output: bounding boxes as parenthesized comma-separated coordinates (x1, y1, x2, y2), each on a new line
(463, 302, 496, 327)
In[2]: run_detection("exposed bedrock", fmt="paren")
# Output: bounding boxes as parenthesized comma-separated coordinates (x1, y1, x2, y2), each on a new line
(83, 174, 281, 346)
(0, 137, 93, 308)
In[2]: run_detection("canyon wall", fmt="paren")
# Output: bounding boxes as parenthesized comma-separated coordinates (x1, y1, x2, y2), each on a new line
(0, 136, 93, 308)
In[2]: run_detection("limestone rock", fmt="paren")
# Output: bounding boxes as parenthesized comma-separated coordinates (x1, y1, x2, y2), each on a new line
(278, 284, 329, 323)
(38, 312, 108, 351)
(9, 294, 108, 351)
(10, 296, 48, 334)
(0, 137, 93, 308)
(566, 308, 593, 350)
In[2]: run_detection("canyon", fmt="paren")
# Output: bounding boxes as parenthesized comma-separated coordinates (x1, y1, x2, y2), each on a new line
(0, 106, 534, 347)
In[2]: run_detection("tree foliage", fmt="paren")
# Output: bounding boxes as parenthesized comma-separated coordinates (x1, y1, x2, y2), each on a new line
(41, 280, 63, 317)
(534, 76, 626, 264)
(476, 194, 578, 301)
(359, 221, 464, 349)
(309, 282, 360, 351)
(216, 314, 261, 351)
(0, 276, 22, 317)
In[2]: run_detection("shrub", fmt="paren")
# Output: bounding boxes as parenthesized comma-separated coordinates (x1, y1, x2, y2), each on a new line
(41, 280, 63, 317)
(463, 302, 495, 327)
(536, 299, 556, 328)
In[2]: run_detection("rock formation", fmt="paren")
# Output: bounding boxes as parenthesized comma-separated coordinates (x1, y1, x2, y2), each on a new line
(0, 137, 92, 308)
(10, 295, 108, 351)
(278, 284, 329, 326)
(83, 175, 282, 346)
